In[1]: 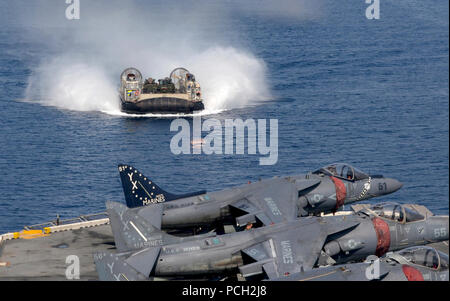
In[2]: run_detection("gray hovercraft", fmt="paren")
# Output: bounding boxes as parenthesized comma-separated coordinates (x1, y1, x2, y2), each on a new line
(119, 67, 205, 114)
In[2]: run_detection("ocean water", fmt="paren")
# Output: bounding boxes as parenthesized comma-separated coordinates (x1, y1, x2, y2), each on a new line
(0, 0, 448, 233)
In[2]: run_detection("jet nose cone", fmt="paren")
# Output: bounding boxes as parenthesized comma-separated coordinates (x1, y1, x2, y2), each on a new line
(369, 177, 403, 196)
(386, 178, 403, 193)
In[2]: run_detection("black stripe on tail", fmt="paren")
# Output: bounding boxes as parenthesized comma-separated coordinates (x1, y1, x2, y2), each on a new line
(118, 164, 206, 208)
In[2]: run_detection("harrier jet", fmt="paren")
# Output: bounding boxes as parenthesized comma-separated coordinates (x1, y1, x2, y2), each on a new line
(118, 163, 403, 230)
(317, 202, 449, 266)
(273, 246, 449, 281)
(93, 201, 447, 280)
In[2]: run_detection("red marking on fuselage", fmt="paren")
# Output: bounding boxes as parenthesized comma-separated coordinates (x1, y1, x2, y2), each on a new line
(330, 176, 347, 210)
(402, 265, 424, 281)
(372, 217, 391, 257)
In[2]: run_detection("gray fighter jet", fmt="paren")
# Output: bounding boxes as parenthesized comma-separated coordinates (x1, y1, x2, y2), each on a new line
(318, 203, 449, 266)
(118, 163, 402, 230)
(93, 201, 447, 280)
(273, 246, 449, 281)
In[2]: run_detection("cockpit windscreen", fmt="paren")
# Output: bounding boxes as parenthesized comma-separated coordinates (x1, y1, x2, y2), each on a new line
(313, 163, 369, 181)
(368, 203, 424, 223)
(397, 247, 443, 270)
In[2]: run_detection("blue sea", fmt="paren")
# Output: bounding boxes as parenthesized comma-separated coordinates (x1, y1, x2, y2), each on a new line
(0, 0, 448, 233)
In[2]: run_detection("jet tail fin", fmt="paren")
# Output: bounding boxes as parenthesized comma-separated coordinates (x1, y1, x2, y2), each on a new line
(118, 164, 206, 208)
(106, 201, 180, 252)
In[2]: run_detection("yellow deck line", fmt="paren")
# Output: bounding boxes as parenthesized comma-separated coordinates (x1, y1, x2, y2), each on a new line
(0, 218, 109, 241)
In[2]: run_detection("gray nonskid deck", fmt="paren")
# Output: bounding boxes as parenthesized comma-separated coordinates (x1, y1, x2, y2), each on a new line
(0, 225, 114, 280)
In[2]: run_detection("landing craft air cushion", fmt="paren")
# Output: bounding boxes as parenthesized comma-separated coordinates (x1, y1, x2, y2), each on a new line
(118, 163, 403, 230)
(119, 67, 205, 114)
(93, 201, 447, 280)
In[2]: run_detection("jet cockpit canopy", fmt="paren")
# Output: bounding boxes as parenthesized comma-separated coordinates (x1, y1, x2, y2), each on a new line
(364, 202, 425, 223)
(392, 246, 448, 270)
(313, 163, 369, 181)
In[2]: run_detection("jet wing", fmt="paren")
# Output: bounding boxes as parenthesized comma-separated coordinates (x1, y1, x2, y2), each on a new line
(239, 216, 361, 280)
(239, 219, 329, 279)
(230, 178, 320, 226)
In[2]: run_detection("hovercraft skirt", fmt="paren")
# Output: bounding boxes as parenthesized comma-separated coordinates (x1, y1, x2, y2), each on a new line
(121, 96, 204, 114)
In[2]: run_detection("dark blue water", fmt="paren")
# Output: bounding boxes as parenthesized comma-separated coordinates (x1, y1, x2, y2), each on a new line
(0, 1, 448, 233)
